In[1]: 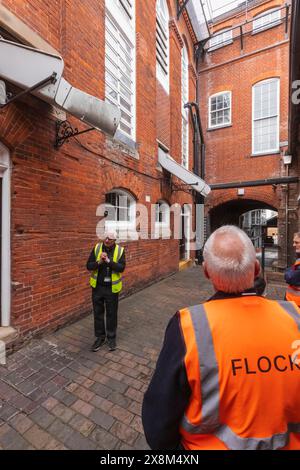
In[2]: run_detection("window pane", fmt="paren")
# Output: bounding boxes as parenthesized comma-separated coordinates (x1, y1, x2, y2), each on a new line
(224, 109, 230, 122)
(210, 93, 231, 126)
(106, 71, 118, 89)
(120, 121, 132, 134)
(156, 0, 169, 81)
(253, 8, 281, 31)
(105, 12, 134, 137)
(224, 94, 230, 108)
(253, 116, 278, 152)
(106, 85, 118, 102)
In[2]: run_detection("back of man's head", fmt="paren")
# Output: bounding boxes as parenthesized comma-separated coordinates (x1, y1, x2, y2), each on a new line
(203, 225, 258, 294)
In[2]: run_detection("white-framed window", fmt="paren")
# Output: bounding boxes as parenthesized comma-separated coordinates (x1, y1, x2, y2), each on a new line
(181, 44, 189, 169)
(155, 200, 170, 238)
(209, 91, 231, 129)
(208, 28, 233, 51)
(156, 0, 169, 92)
(105, 0, 136, 140)
(252, 8, 281, 33)
(105, 189, 136, 238)
(252, 78, 280, 155)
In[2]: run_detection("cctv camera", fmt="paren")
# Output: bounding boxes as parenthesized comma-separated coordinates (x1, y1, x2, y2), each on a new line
(104, 210, 108, 217)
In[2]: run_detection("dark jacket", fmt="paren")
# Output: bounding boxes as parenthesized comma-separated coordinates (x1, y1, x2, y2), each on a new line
(284, 258, 300, 287)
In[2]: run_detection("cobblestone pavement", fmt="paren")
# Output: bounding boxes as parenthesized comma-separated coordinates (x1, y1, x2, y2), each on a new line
(0, 267, 286, 450)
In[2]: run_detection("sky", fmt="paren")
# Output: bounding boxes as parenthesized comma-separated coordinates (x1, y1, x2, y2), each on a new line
(202, 0, 242, 21)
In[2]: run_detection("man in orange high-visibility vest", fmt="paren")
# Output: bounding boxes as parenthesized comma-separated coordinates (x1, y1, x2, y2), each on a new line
(285, 232, 300, 306)
(142, 225, 300, 450)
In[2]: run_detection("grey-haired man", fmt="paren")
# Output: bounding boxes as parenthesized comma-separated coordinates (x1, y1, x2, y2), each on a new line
(87, 231, 126, 351)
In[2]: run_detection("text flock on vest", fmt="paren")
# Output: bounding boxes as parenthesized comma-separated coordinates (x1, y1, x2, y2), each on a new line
(231, 355, 300, 376)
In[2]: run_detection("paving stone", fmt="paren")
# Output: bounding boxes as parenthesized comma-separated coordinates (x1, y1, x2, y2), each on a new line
(125, 387, 144, 404)
(128, 401, 142, 416)
(90, 396, 114, 413)
(9, 413, 34, 434)
(0, 403, 19, 421)
(71, 399, 94, 417)
(72, 385, 95, 402)
(88, 408, 115, 431)
(43, 438, 67, 450)
(69, 414, 96, 437)
(26, 388, 49, 404)
(99, 376, 128, 394)
(0, 424, 26, 449)
(4, 372, 25, 387)
(51, 403, 75, 423)
(7, 392, 33, 411)
(16, 380, 38, 396)
(90, 382, 112, 399)
(29, 407, 56, 429)
(54, 389, 77, 407)
(64, 431, 97, 450)
(130, 415, 143, 434)
(24, 424, 54, 449)
(42, 397, 59, 411)
(110, 421, 139, 446)
(47, 419, 74, 444)
(107, 391, 132, 409)
(110, 404, 134, 425)
(90, 427, 118, 450)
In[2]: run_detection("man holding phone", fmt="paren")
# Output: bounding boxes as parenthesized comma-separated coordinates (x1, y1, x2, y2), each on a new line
(87, 231, 126, 352)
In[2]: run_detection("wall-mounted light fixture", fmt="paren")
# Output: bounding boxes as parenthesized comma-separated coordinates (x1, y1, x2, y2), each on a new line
(283, 154, 292, 165)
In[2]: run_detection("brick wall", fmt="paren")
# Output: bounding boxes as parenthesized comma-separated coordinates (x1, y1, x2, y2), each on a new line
(0, 0, 199, 339)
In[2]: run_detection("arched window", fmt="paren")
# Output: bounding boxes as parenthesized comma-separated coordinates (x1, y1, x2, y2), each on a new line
(252, 78, 280, 155)
(156, 0, 169, 92)
(252, 8, 281, 33)
(105, 0, 136, 139)
(181, 44, 189, 169)
(155, 200, 170, 238)
(208, 28, 232, 51)
(105, 189, 136, 238)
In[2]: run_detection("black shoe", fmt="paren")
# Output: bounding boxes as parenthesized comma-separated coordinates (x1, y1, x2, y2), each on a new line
(91, 337, 106, 352)
(108, 339, 116, 351)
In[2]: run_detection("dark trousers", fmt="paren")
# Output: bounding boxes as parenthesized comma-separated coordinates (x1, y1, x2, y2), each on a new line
(92, 285, 119, 340)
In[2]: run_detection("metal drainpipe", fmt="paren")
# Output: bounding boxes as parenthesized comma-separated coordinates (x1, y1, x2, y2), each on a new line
(285, 164, 289, 268)
(196, 46, 205, 260)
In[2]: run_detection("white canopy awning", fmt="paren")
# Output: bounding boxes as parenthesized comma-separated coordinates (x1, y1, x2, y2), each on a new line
(158, 148, 211, 197)
(0, 38, 121, 136)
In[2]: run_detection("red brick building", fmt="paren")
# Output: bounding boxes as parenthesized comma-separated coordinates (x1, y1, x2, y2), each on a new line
(198, 0, 294, 267)
(0, 1, 209, 343)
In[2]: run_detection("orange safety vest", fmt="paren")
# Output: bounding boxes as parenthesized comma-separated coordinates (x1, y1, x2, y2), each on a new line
(286, 260, 300, 306)
(178, 296, 300, 450)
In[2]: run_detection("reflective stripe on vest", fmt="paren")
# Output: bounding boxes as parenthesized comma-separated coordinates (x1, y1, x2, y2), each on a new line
(180, 300, 300, 450)
(89, 243, 124, 292)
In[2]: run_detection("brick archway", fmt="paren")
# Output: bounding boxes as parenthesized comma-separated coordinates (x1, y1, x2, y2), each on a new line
(208, 197, 278, 232)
